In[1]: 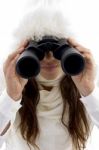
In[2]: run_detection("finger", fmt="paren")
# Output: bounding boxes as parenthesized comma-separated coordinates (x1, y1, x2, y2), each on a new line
(83, 53, 95, 68)
(74, 46, 90, 54)
(3, 47, 24, 71)
(67, 37, 83, 48)
(10, 54, 28, 83)
(81, 50, 93, 60)
(8, 40, 29, 60)
(10, 54, 20, 66)
(17, 40, 29, 50)
(4, 54, 20, 76)
(8, 47, 24, 59)
(67, 37, 90, 53)
(3, 40, 29, 75)
(10, 54, 22, 76)
(4, 40, 29, 70)
(8, 39, 29, 58)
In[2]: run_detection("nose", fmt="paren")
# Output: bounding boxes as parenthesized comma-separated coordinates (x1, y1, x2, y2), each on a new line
(45, 51, 53, 59)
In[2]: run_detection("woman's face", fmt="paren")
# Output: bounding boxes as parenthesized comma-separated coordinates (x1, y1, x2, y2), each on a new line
(40, 51, 63, 80)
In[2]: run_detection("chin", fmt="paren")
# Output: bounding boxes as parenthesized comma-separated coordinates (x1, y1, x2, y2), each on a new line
(41, 72, 59, 80)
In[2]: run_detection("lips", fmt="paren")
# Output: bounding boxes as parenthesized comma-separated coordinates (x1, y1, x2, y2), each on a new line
(41, 64, 58, 68)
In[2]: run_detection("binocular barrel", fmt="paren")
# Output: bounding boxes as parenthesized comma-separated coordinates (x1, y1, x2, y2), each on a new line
(16, 39, 85, 79)
(16, 50, 41, 78)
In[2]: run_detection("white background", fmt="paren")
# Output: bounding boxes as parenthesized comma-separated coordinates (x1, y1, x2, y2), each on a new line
(0, 0, 99, 149)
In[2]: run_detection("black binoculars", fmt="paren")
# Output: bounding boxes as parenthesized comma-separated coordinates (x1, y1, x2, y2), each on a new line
(16, 36, 85, 79)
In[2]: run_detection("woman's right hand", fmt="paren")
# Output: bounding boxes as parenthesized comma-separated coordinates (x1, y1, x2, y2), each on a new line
(3, 40, 29, 101)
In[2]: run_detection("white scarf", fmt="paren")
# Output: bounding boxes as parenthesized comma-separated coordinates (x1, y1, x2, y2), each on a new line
(35, 72, 68, 120)
(35, 73, 71, 150)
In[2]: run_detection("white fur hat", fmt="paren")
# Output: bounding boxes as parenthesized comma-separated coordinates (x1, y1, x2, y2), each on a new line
(12, 6, 74, 49)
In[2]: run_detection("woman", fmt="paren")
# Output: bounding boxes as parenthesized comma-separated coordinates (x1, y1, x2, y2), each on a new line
(0, 8, 99, 150)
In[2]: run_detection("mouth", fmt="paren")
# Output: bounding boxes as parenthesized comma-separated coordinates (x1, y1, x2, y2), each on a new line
(41, 63, 58, 68)
(40, 63, 59, 72)
(41, 64, 58, 68)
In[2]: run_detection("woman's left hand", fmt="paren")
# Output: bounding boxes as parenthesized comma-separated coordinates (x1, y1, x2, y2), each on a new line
(67, 38, 96, 97)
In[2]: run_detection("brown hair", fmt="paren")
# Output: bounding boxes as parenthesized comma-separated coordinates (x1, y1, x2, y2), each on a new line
(18, 75, 91, 150)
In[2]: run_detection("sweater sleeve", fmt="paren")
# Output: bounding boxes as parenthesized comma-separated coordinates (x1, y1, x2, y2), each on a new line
(0, 89, 22, 148)
(80, 86, 99, 128)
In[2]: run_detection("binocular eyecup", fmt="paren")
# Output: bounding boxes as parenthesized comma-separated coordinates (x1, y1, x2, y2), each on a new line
(16, 36, 85, 79)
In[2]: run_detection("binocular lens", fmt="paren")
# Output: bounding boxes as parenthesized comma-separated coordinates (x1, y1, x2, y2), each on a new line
(16, 51, 40, 78)
(62, 53, 85, 76)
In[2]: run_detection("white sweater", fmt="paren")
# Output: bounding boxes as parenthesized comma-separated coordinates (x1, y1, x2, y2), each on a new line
(0, 86, 99, 150)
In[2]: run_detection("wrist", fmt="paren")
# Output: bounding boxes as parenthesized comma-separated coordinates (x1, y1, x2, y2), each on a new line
(6, 89, 22, 101)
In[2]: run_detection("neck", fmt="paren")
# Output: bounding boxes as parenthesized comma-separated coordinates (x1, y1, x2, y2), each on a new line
(36, 72, 65, 89)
